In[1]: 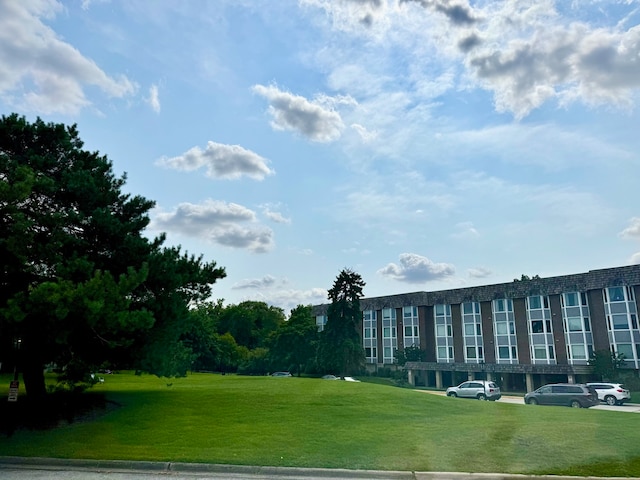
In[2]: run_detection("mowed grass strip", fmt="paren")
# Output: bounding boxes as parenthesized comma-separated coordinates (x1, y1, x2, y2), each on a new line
(1, 372, 640, 476)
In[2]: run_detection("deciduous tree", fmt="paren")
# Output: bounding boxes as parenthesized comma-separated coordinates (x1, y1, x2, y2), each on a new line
(269, 304, 318, 376)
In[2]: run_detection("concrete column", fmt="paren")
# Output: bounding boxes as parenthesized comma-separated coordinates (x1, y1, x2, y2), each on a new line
(525, 373, 534, 393)
(486, 372, 493, 381)
(407, 369, 414, 386)
(435, 370, 443, 389)
(567, 374, 575, 384)
(468, 372, 474, 381)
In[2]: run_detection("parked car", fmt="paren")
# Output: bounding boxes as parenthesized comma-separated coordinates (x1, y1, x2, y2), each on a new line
(586, 382, 631, 406)
(271, 371, 292, 377)
(321, 374, 339, 380)
(524, 383, 599, 408)
(446, 380, 501, 401)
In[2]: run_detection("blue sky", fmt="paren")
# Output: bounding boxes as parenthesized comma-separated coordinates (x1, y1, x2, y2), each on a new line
(2, 0, 640, 313)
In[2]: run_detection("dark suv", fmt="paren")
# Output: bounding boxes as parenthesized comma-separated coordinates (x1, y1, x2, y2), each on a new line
(524, 383, 599, 408)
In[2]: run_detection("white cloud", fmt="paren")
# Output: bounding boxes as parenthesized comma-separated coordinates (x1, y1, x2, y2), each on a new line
(232, 275, 277, 290)
(263, 208, 291, 224)
(377, 253, 456, 283)
(252, 84, 345, 142)
(151, 200, 274, 253)
(244, 287, 329, 314)
(619, 217, 640, 239)
(631, 252, 640, 264)
(309, 0, 640, 119)
(157, 142, 274, 181)
(452, 221, 479, 239)
(468, 267, 492, 279)
(0, 1, 136, 115)
(147, 84, 161, 113)
(465, 2, 640, 118)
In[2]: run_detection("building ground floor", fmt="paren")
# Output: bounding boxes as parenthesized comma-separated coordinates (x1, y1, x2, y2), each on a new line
(401, 362, 602, 392)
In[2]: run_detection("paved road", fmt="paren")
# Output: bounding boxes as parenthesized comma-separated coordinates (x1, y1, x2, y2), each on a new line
(416, 389, 640, 412)
(0, 457, 619, 480)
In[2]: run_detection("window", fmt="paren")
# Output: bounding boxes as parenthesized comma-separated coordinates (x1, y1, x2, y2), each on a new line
(612, 314, 629, 330)
(462, 301, 483, 363)
(402, 306, 420, 348)
(567, 317, 583, 331)
(617, 343, 634, 359)
(315, 315, 327, 332)
(435, 303, 453, 362)
(608, 287, 625, 302)
(603, 286, 640, 368)
(405, 325, 418, 337)
(363, 310, 377, 364)
(531, 320, 544, 333)
(564, 292, 578, 307)
(533, 346, 547, 359)
(570, 344, 586, 360)
(493, 298, 517, 363)
(381, 308, 397, 364)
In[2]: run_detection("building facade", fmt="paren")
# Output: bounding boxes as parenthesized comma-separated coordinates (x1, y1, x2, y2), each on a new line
(313, 265, 640, 392)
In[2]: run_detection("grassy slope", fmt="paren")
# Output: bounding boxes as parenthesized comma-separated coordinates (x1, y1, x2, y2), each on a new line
(1, 372, 639, 476)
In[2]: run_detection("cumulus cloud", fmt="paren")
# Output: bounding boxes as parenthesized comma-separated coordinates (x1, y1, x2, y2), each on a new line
(147, 84, 160, 113)
(157, 142, 274, 180)
(401, 0, 480, 26)
(377, 253, 455, 283)
(0, 1, 136, 114)
(631, 252, 640, 264)
(301, 0, 387, 30)
(252, 84, 345, 142)
(262, 208, 292, 224)
(467, 4, 640, 118)
(619, 217, 640, 239)
(232, 275, 277, 290)
(468, 267, 492, 279)
(151, 200, 274, 253)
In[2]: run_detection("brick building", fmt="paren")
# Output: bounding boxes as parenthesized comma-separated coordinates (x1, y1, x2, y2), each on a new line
(312, 265, 640, 392)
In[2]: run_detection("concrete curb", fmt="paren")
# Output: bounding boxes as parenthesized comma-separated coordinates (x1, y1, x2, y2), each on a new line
(0, 456, 637, 480)
(0, 456, 412, 478)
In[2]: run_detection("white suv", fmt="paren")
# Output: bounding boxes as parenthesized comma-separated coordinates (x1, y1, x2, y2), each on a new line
(586, 382, 631, 406)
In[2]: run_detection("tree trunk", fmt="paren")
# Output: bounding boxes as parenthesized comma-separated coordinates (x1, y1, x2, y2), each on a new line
(22, 355, 47, 401)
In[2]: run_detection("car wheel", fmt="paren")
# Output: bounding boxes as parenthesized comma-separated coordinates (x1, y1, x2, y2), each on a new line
(605, 395, 617, 406)
(477, 393, 486, 401)
(570, 400, 582, 408)
(447, 392, 457, 397)
(527, 398, 538, 405)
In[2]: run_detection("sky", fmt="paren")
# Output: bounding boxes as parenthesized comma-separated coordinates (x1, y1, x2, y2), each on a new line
(1, 0, 640, 314)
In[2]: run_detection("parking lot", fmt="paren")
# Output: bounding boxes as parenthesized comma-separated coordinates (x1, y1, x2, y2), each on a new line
(417, 389, 640, 412)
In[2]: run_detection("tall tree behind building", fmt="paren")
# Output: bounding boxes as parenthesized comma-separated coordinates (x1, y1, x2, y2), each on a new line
(319, 269, 365, 377)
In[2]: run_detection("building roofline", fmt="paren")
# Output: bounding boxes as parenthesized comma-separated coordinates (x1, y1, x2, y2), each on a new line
(312, 264, 640, 314)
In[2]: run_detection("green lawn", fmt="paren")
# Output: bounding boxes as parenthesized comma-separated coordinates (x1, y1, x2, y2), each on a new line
(1, 372, 640, 476)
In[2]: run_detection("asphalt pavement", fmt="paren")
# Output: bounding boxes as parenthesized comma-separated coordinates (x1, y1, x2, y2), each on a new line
(415, 389, 640, 412)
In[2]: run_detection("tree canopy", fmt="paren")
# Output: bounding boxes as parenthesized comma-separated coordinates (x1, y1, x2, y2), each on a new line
(0, 114, 226, 398)
(319, 268, 365, 376)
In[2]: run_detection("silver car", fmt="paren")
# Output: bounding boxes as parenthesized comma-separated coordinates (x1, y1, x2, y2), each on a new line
(446, 380, 501, 401)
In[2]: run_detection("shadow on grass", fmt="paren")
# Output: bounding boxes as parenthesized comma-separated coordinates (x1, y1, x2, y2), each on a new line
(0, 392, 120, 437)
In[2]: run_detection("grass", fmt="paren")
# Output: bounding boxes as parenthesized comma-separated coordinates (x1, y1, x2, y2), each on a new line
(1, 372, 640, 476)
